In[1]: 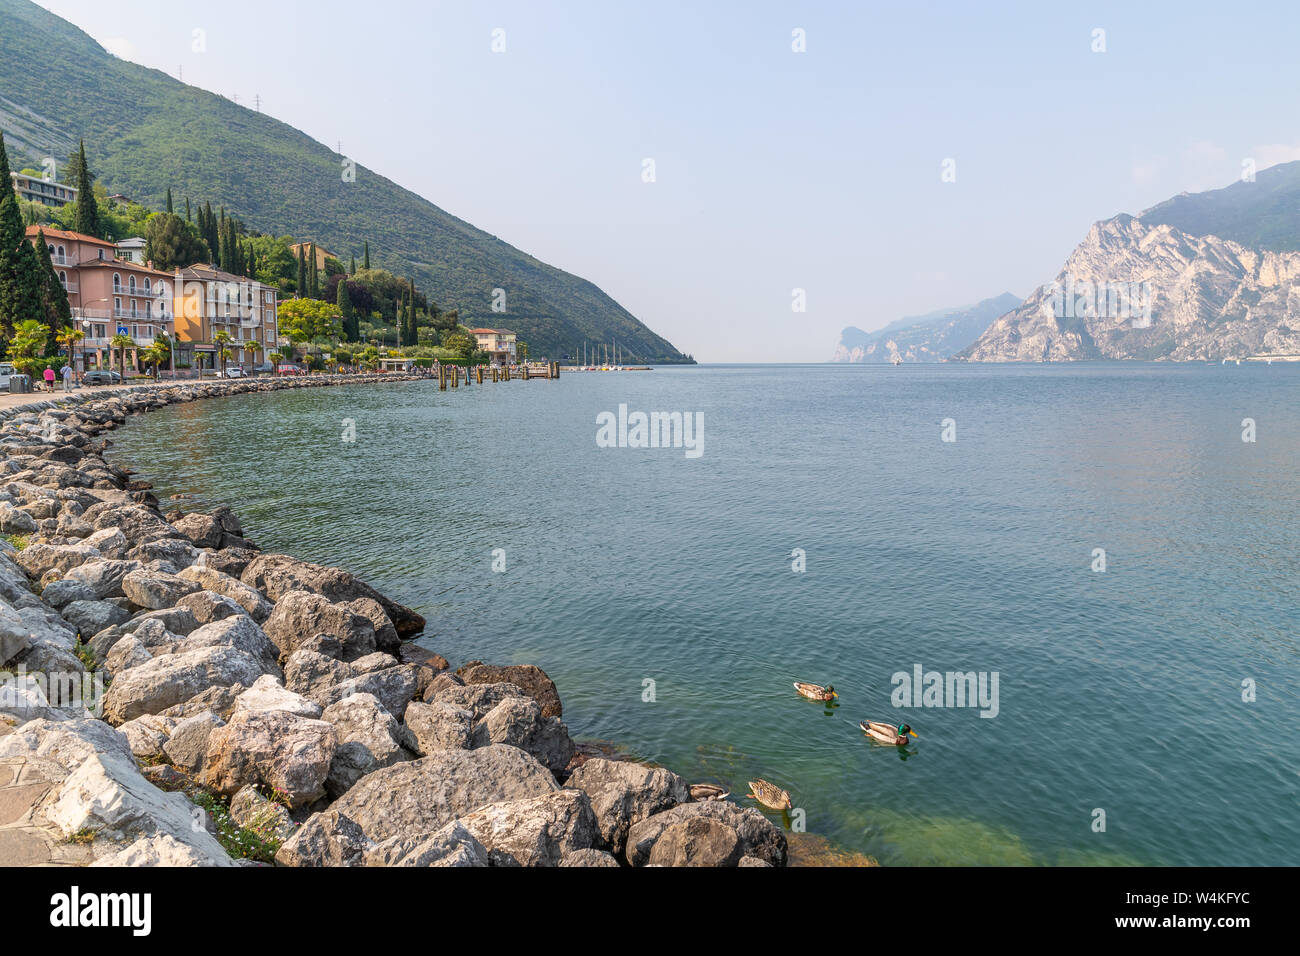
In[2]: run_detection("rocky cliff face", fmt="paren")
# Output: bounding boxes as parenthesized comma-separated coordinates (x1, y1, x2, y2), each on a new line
(957, 215, 1300, 361)
(832, 293, 1021, 363)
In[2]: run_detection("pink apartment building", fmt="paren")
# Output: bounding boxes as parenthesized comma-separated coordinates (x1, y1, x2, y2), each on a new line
(26, 226, 173, 372)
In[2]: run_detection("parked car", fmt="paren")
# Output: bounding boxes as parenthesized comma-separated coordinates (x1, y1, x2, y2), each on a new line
(253, 363, 275, 375)
(0, 363, 15, 389)
(277, 364, 302, 376)
(83, 369, 122, 386)
(219, 366, 245, 378)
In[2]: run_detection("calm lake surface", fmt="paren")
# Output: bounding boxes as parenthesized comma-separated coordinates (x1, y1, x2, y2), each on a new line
(110, 364, 1300, 865)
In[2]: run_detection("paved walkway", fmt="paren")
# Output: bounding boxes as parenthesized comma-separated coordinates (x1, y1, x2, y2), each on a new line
(0, 379, 185, 413)
(0, 751, 93, 866)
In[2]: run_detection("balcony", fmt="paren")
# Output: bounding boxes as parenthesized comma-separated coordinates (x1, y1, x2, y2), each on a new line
(112, 285, 166, 299)
(61, 281, 78, 294)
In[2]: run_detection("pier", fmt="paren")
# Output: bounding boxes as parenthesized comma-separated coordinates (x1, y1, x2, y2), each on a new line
(436, 362, 560, 390)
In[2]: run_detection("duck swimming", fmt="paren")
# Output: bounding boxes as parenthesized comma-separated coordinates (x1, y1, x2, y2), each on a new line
(746, 778, 793, 811)
(793, 681, 837, 701)
(860, 721, 917, 746)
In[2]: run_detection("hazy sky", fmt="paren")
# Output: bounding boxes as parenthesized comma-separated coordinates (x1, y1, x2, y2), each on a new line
(32, 0, 1300, 361)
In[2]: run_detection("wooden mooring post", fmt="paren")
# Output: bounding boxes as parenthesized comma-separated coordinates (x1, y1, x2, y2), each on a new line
(438, 366, 447, 390)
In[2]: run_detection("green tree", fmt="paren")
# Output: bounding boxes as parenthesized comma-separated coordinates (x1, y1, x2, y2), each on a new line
(142, 339, 170, 379)
(166, 188, 173, 214)
(336, 276, 358, 341)
(213, 329, 232, 376)
(55, 326, 85, 373)
(296, 244, 306, 295)
(32, 229, 71, 332)
(0, 133, 44, 342)
(444, 329, 477, 360)
(277, 297, 341, 343)
(109, 331, 133, 381)
(308, 244, 319, 298)
(143, 213, 208, 272)
(8, 319, 49, 376)
(362, 241, 370, 270)
(61, 145, 87, 188)
(72, 141, 101, 238)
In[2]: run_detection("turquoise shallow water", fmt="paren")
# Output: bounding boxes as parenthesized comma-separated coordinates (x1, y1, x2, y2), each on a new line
(110, 364, 1300, 865)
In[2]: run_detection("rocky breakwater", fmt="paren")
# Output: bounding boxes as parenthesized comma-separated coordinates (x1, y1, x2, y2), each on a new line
(0, 379, 787, 867)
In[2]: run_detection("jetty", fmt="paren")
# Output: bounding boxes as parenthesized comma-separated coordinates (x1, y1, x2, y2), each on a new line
(434, 362, 562, 389)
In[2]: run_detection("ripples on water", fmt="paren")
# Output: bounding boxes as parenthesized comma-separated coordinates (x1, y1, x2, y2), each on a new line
(111, 364, 1300, 865)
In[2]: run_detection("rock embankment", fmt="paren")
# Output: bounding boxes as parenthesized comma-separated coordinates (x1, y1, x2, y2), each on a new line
(0, 377, 787, 867)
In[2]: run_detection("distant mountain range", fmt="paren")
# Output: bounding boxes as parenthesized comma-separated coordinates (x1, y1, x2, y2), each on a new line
(0, 0, 691, 363)
(956, 162, 1300, 362)
(831, 293, 1021, 363)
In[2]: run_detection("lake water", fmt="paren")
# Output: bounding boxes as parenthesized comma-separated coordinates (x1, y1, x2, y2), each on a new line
(110, 364, 1300, 865)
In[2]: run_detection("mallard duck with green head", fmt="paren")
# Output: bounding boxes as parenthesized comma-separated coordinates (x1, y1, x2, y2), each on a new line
(793, 681, 837, 701)
(860, 720, 917, 746)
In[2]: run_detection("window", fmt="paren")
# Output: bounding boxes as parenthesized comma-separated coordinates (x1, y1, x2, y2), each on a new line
(144, 279, 151, 293)
(58, 271, 66, 287)
(145, 302, 152, 319)
(128, 277, 137, 294)
(98, 249, 104, 260)
(113, 273, 122, 291)
(114, 298, 121, 316)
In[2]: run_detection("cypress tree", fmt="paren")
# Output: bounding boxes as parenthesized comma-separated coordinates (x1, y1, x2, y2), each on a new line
(308, 244, 319, 298)
(350, 254, 356, 275)
(336, 276, 356, 341)
(406, 279, 416, 346)
(201, 202, 217, 262)
(185, 197, 192, 222)
(166, 188, 174, 214)
(362, 241, 370, 270)
(62, 145, 86, 187)
(34, 229, 71, 333)
(72, 141, 101, 238)
(397, 289, 407, 347)
(0, 132, 45, 340)
(296, 245, 306, 295)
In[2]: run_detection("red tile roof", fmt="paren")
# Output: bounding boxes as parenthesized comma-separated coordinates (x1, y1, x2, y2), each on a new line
(25, 225, 116, 247)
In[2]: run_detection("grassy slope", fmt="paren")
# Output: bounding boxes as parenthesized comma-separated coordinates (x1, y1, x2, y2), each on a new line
(1139, 160, 1300, 252)
(0, 0, 690, 362)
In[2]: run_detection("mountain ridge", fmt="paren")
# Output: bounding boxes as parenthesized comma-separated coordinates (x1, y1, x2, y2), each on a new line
(955, 215, 1300, 362)
(832, 293, 1021, 363)
(0, 0, 691, 363)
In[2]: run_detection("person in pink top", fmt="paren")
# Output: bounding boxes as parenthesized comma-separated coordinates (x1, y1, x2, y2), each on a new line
(42, 367, 55, 391)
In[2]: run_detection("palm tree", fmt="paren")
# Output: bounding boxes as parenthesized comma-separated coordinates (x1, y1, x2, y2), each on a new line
(54, 327, 85, 386)
(108, 332, 134, 383)
(55, 327, 84, 364)
(213, 329, 232, 377)
(141, 340, 170, 380)
(242, 340, 258, 374)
